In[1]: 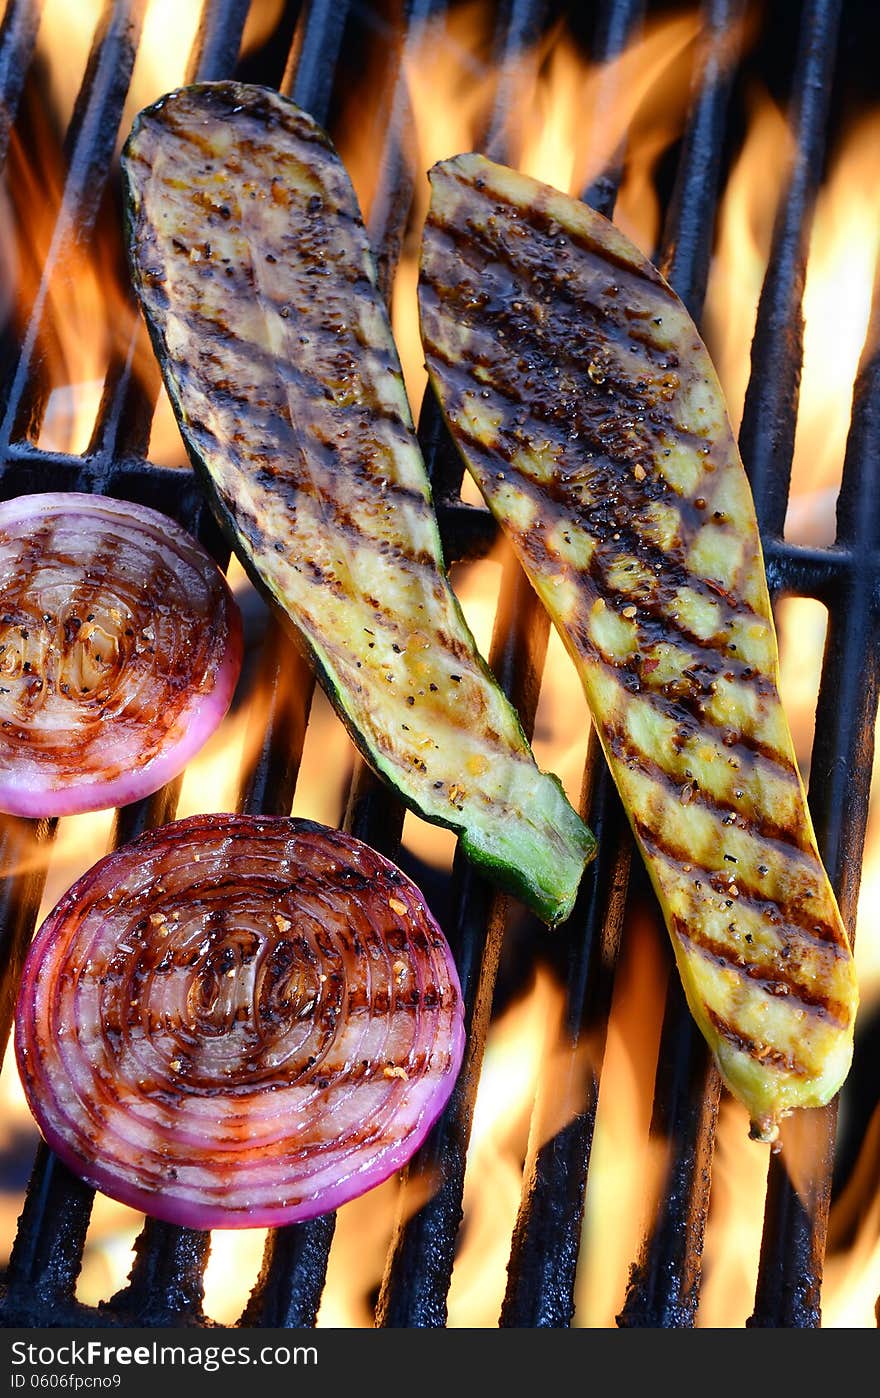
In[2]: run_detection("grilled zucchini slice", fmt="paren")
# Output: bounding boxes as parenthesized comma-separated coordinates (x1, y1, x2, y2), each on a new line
(121, 85, 594, 925)
(419, 152, 858, 1139)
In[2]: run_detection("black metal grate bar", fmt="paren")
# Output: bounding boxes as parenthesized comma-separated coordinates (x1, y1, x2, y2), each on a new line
(498, 0, 651, 1328)
(0, 0, 254, 1328)
(375, 0, 591, 1326)
(0, 0, 42, 167)
(739, 0, 843, 538)
(737, 0, 845, 1329)
(91, 0, 254, 469)
(283, 0, 348, 114)
(617, 0, 746, 1329)
(749, 233, 880, 1332)
(0, 0, 148, 453)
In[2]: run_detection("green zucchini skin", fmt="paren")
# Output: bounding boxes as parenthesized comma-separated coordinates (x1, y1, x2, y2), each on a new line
(121, 83, 595, 925)
(419, 153, 858, 1138)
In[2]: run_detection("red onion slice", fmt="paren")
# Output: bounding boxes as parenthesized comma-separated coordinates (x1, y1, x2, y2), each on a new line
(0, 493, 242, 817)
(15, 814, 465, 1229)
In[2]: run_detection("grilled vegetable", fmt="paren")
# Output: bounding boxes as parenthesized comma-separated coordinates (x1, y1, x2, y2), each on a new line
(419, 153, 858, 1140)
(15, 814, 465, 1228)
(0, 492, 241, 816)
(121, 83, 594, 926)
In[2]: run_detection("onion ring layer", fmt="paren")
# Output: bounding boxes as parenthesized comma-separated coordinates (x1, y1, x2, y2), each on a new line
(15, 814, 465, 1229)
(0, 493, 242, 816)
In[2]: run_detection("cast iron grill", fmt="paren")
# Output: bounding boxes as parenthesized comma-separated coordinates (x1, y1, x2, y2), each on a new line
(0, 0, 876, 1328)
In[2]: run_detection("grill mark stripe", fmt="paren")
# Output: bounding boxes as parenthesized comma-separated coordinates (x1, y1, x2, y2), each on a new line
(671, 915, 846, 1022)
(424, 325, 718, 550)
(430, 406, 784, 736)
(423, 359, 719, 579)
(192, 408, 434, 524)
(165, 304, 420, 458)
(706, 1009, 811, 1078)
(580, 647, 791, 769)
(429, 170, 666, 292)
(633, 819, 847, 954)
(420, 260, 691, 442)
(603, 724, 807, 854)
(421, 219, 657, 343)
(423, 306, 731, 534)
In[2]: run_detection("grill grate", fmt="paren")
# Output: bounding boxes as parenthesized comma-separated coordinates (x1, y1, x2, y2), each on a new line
(0, 0, 877, 1329)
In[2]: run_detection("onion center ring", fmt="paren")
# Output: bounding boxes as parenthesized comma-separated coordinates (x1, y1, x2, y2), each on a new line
(15, 814, 465, 1229)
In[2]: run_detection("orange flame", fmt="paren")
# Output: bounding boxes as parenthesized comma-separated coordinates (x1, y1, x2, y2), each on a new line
(703, 91, 795, 439)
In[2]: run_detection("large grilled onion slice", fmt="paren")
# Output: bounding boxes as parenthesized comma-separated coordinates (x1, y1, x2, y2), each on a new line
(0, 493, 242, 817)
(15, 814, 465, 1229)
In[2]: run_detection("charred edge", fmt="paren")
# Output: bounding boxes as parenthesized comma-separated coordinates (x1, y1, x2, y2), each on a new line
(671, 914, 848, 1024)
(138, 83, 336, 159)
(432, 164, 666, 290)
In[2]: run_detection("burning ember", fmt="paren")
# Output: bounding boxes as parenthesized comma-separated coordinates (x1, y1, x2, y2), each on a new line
(0, 0, 879, 1330)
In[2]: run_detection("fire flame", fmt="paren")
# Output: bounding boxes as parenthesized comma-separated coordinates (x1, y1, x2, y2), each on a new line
(0, 0, 878, 1330)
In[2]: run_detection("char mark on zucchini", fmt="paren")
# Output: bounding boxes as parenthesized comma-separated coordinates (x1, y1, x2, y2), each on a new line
(122, 84, 595, 926)
(419, 153, 858, 1140)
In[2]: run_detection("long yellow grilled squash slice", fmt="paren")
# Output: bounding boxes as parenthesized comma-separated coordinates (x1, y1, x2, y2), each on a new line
(419, 153, 858, 1140)
(122, 87, 595, 925)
